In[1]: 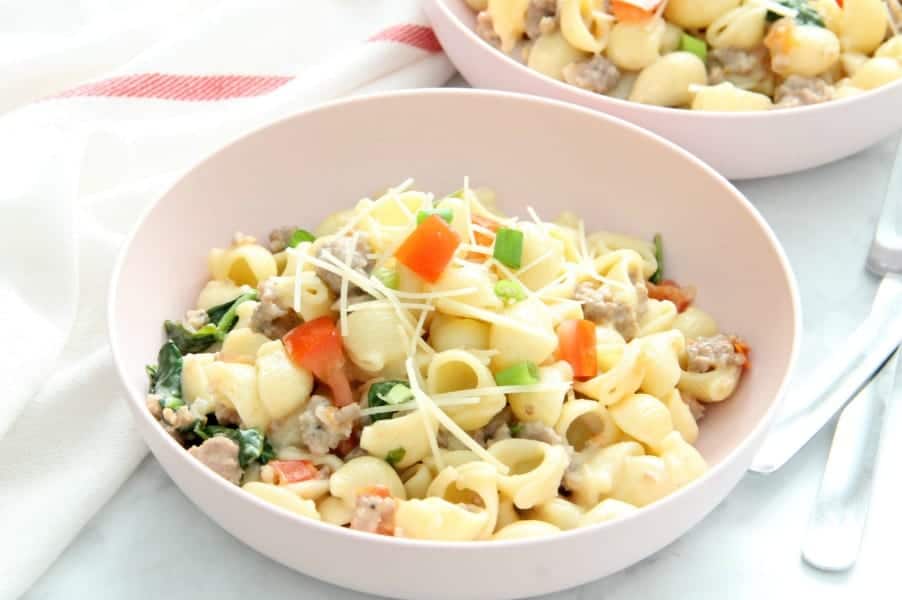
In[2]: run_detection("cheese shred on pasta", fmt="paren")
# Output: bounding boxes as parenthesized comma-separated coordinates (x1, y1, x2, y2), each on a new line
(406, 359, 509, 474)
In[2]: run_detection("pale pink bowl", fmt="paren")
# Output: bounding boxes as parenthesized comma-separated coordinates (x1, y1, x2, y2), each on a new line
(109, 89, 800, 599)
(425, 0, 902, 180)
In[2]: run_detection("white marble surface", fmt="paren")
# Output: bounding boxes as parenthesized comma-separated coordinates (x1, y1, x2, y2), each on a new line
(24, 132, 902, 600)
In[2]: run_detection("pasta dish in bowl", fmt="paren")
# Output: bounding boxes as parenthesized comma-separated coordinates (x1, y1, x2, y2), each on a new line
(144, 181, 751, 540)
(425, 0, 902, 178)
(109, 89, 799, 599)
(462, 0, 902, 110)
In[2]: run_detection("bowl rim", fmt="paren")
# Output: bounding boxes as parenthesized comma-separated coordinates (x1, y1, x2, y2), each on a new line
(429, 0, 902, 120)
(108, 87, 802, 550)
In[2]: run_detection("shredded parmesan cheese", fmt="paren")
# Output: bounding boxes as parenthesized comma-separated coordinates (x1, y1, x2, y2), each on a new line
(577, 219, 589, 261)
(458, 177, 478, 248)
(337, 232, 358, 337)
(391, 287, 479, 300)
(459, 244, 494, 256)
(517, 248, 554, 276)
(308, 252, 414, 351)
(392, 194, 415, 224)
(409, 302, 431, 357)
(333, 198, 376, 240)
(488, 259, 536, 298)
(526, 206, 543, 227)
(535, 272, 571, 297)
(360, 396, 481, 417)
(437, 298, 547, 336)
(432, 382, 571, 401)
(405, 358, 509, 474)
(346, 300, 436, 313)
(405, 358, 445, 471)
(470, 223, 497, 238)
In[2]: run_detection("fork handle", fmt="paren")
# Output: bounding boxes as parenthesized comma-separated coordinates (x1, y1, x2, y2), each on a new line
(801, 348, 898, 571)
(750, 275, 902, 474)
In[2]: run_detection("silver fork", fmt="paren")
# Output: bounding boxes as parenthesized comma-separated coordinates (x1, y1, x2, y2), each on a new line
(801, 333, 899, 571)
(751, 139, 902, 474)
(799, 139, 902, 571)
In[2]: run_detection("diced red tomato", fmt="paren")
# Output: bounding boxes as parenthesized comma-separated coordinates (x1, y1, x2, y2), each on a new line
(557, 319, 598, 379)
(836, 0, 843, 7)
(647, 279, 696, 313)
(269, 460, 319, 484)
(283, 317, 353, 407)
(395, 214, 461, 282)
(611, 1, 657, 23)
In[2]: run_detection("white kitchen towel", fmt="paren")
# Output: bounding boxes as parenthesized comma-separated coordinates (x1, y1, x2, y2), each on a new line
(0, 2, 454, 598)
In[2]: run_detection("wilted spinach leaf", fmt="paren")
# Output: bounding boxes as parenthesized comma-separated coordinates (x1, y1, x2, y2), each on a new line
(149, 341, 184, 411)
(765, 0, 824, 27)
(164, 321, 222, 354)
(163, 290, 259, 354)
(367, 380, 409, 422)
(201, 424, 275, 468)
(205, 290, 259, 334)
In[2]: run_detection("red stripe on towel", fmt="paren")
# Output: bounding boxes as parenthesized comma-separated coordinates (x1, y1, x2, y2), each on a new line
(53, 73, 293, 101)
(368, 24, 442, 53)
(48, 24, 441, 102)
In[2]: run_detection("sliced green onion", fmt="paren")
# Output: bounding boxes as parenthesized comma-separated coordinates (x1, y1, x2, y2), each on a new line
(679, 33, 707, 62)
(494, 361, 540, 386)
(385, 447, 406, 467)
(448, 188, 465, 199)
(509, 422, 523, 437)
(494, 279, 526, 303)
(650, 233, 664, 284)
(493, 227, 524, 269)
(288, 228, 316, 248)
(160, 395, 186, 411)
(416, 207, 454, 225)
(382, 383, 413, 405)
(373, 266, 400, 290)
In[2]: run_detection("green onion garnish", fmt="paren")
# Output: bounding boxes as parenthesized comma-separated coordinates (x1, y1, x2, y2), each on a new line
(650, 233, 663, 284)
(288, 229, 316, 247)
(382, 383, 413, 405)
(494, 279, 526, 303)
(679, 33, 707, 62)
(509, 422, 524, 437)
(493, 227, 524, 269)
(494, 361, 540, 386)
(385, 447, 406, 467)
(373, 266, 400, 290)
(416, 207, 454, 226)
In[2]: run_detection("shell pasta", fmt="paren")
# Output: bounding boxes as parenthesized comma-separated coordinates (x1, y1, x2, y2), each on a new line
(143, 179, 749, 540)
(468, 0, 902, 110)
